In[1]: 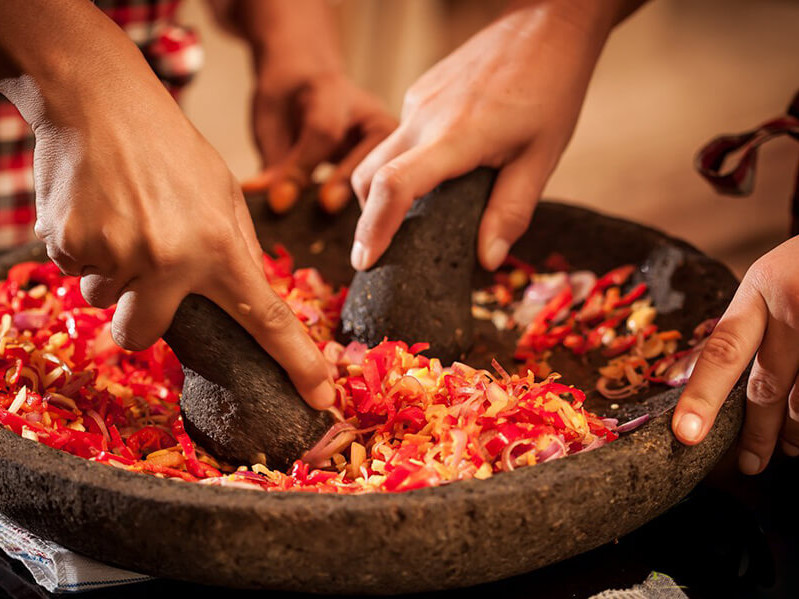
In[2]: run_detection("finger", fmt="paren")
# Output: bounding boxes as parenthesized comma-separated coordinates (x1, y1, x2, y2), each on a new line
(477, 150, 550, 271)
(264, 84, 348, 187)
(111, 279, 186, 351)
(205, 246, 335, 410)
(350, 129, 408, 206)
(351, 141, 475, 271)
(252, 98, 293, 168)
(232, 194, 264, 270)
(672, 284, 767, 446)
(780, 386, 799, 456)
(737, 315, 799, 474)
(80, 273, 125, 309)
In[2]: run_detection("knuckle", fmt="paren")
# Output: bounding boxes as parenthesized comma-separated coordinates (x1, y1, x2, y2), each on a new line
(144, 243, 182, 273)
(495, 202, 533, 237)
(747, 371, 784, 407)
(372, 163, 406, 198)
(351, 167, 368, 199)
(260, 298, 297, 331)
(740, 425, 774, 451)
(700, 330, 743, 369)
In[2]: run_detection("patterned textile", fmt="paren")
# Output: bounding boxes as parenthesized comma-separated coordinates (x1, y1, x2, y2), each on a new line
(0, 0, 202, 250)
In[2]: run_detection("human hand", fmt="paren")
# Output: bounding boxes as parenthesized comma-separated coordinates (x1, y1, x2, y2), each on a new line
(234, 0, 395, 214)
(243, 71, 396, 214)
(349, 1, 621, 272)
(0, 3, 335, 410)
(672, 236, 799, 474)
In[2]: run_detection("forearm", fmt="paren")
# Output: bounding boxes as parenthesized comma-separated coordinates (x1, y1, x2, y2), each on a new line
(208, 0, 342, 72)
(0, 0, 170, 129)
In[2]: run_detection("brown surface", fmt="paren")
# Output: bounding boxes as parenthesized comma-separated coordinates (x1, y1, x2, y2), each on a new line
(0, 200, 744, 593)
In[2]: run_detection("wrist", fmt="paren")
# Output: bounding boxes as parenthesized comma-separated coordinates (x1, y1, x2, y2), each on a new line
(234, 0, 343, 75)
(504, 0, 631, 46)
(0, 3, 171, 133)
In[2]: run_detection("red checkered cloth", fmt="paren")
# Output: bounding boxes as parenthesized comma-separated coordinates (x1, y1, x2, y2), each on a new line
(0, 0, 203, 250)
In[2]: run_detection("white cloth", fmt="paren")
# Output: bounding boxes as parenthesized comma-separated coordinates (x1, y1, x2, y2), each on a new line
(0, 513, 151, 593)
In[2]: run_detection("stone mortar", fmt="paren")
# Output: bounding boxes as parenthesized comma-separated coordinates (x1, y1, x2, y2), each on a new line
(0, 200, 744, 594)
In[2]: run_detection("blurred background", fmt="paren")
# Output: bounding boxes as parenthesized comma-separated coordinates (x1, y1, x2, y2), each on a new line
(178, 0, 799, 277)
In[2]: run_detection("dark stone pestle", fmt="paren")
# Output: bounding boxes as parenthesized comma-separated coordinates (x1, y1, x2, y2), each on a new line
(341, 168, 496, 363)
(163, 295, 333, 471)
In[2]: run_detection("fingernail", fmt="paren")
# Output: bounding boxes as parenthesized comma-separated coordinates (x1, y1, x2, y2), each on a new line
(351, 241, 369, 271)
(676, 413, 703, 443)
(484, 239, 510, 271)
(306, 378, 336, 410)
(782, 441, 799, 457)
(319, 182, 350, 214)
(738, 450, 762, 475)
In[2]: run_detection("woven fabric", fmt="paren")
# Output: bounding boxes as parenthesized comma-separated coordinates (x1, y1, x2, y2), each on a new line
(0, 0, 201, 250)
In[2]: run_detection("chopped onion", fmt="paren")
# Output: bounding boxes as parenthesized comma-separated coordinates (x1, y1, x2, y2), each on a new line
(12, 310, 49, 331)
(387, 375, 425, 399)
(512, 273, 569, 327)
(663, 339, 707, 387)
(524, 273, 569, 303)
(569, 271, 597, 305)
(85, 409, 110, 443)
(8, 386, 27, 414)
(500, 438, 534, 471)
(302, 422, 357, 467)
(448, 429, 468, 469)
(596, 377, 647, 399)
(577, 436, 608, 453)
(537, 437, 567, 463)
(616, 414, 650, 433)
(340, 341, 368, 366)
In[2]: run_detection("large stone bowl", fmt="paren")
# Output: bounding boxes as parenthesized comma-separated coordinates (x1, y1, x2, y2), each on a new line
(0, 199, 744, 594)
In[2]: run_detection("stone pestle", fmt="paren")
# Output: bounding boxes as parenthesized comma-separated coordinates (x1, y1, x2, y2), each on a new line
(164, 295, 333, 472)
(341, 168, 497, 363)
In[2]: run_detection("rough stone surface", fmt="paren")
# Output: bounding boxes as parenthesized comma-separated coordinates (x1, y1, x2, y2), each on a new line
(341, 168, 496, 363)
(0, 200, 745, 594)
(164, 296, 334, 470)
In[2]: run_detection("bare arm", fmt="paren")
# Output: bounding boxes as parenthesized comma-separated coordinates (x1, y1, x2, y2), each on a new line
(208, 0, 396, 213)
(0, 0, 335, 409)
(350, 0, 649, 271)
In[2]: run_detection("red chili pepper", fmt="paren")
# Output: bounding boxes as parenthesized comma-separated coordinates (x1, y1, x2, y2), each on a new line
(172, 416, 220, 478)
(394, 406, 426, 432)
(613, 282, 648, 308)
(134, 462, 198, 483)
(125, 426, 175, 459)
(590, 265, 636, 296)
